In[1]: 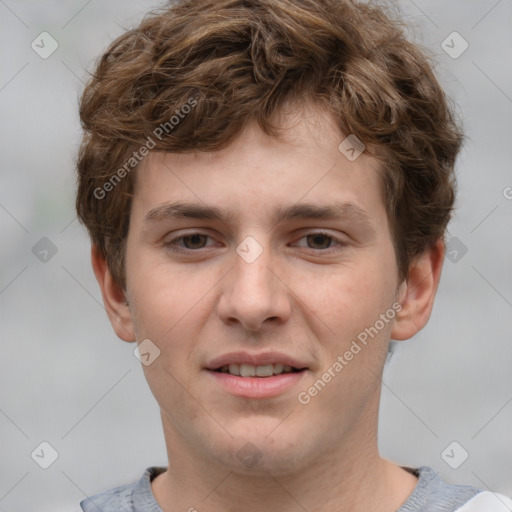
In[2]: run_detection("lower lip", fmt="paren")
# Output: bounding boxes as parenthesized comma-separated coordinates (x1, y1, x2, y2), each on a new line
(205, 370, 307, 399)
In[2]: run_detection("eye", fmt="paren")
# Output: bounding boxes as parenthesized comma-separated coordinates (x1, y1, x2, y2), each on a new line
(293, 232, 346, 252)
(164, 231, 346, 255)
(164, 233, 216, 253)
(180, 234, 209, 249)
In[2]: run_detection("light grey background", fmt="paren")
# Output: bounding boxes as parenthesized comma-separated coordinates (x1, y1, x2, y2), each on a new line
(0, 1, 511, 510)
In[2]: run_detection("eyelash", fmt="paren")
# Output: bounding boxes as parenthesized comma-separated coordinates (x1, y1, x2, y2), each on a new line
(164, 232, 347, 255)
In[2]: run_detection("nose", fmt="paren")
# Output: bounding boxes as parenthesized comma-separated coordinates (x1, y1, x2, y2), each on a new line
(216, 239, 292, 332)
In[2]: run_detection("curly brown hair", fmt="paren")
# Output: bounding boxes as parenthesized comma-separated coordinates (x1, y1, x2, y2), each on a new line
(76, 0, 463, 291)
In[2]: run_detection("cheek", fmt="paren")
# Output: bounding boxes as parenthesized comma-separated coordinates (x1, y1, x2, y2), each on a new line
(305, 263, 392, 334)
(129, 268, 208, 409)
(127, 256, 210, 338)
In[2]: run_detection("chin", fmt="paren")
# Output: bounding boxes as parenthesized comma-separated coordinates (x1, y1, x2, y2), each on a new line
(214, 425, 313, 476)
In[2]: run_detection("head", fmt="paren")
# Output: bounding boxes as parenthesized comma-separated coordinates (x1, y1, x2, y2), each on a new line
(76, 0, 462, 475)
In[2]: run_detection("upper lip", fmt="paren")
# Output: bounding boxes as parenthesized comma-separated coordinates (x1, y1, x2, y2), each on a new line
(205, 351, 309, 371)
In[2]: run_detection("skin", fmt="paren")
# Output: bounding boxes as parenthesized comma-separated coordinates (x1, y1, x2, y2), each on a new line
(92, 102, 445, 512)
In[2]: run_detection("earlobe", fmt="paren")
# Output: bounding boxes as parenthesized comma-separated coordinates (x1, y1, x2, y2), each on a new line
(91, 245, 136, 343)
(391, 239, 445, 341)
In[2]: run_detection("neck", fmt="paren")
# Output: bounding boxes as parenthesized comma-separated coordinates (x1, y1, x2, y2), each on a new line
(151, 404, 418, 512)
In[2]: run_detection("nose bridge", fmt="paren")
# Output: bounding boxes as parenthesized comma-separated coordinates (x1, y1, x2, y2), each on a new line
(217, 233, 290, 330)
(232, 234, 276, 301)
(235, 239, 272, 289)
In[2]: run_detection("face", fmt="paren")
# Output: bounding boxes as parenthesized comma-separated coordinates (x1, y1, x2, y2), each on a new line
(120, 105, 403, 475)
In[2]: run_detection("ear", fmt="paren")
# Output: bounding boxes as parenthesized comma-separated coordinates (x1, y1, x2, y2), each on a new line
(391, 238, 445, 341)
(91, 244, 136, 343)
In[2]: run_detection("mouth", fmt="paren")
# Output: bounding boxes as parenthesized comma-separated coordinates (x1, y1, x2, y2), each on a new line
(205, 352, 309, 398)
(212, 363, 306, 377)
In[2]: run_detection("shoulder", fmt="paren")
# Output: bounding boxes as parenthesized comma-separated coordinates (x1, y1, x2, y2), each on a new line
(80, 480, 135, 512)
(79, 467, 166, 512)
(398, 466, 512, 512)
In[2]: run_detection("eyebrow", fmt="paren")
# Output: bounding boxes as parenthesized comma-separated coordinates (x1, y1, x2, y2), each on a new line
(144, 200, 376, 232)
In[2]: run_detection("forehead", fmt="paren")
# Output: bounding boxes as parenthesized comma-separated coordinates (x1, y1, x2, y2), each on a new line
(131, 104, 387, 230)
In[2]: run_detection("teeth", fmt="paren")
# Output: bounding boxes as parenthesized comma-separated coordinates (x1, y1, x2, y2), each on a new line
(255, 364, 273, 377)
(218, 363, 299, 377)
(240, 364, 256, 377)
(273, 363, 284, 374)
(229, 364, 240, 376)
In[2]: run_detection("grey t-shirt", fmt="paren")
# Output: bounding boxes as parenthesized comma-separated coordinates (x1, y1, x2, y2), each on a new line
(79, 465, 499, 512)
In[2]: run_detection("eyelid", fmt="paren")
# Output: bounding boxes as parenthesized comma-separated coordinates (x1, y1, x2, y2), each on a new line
(290, 230, 347, 250)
